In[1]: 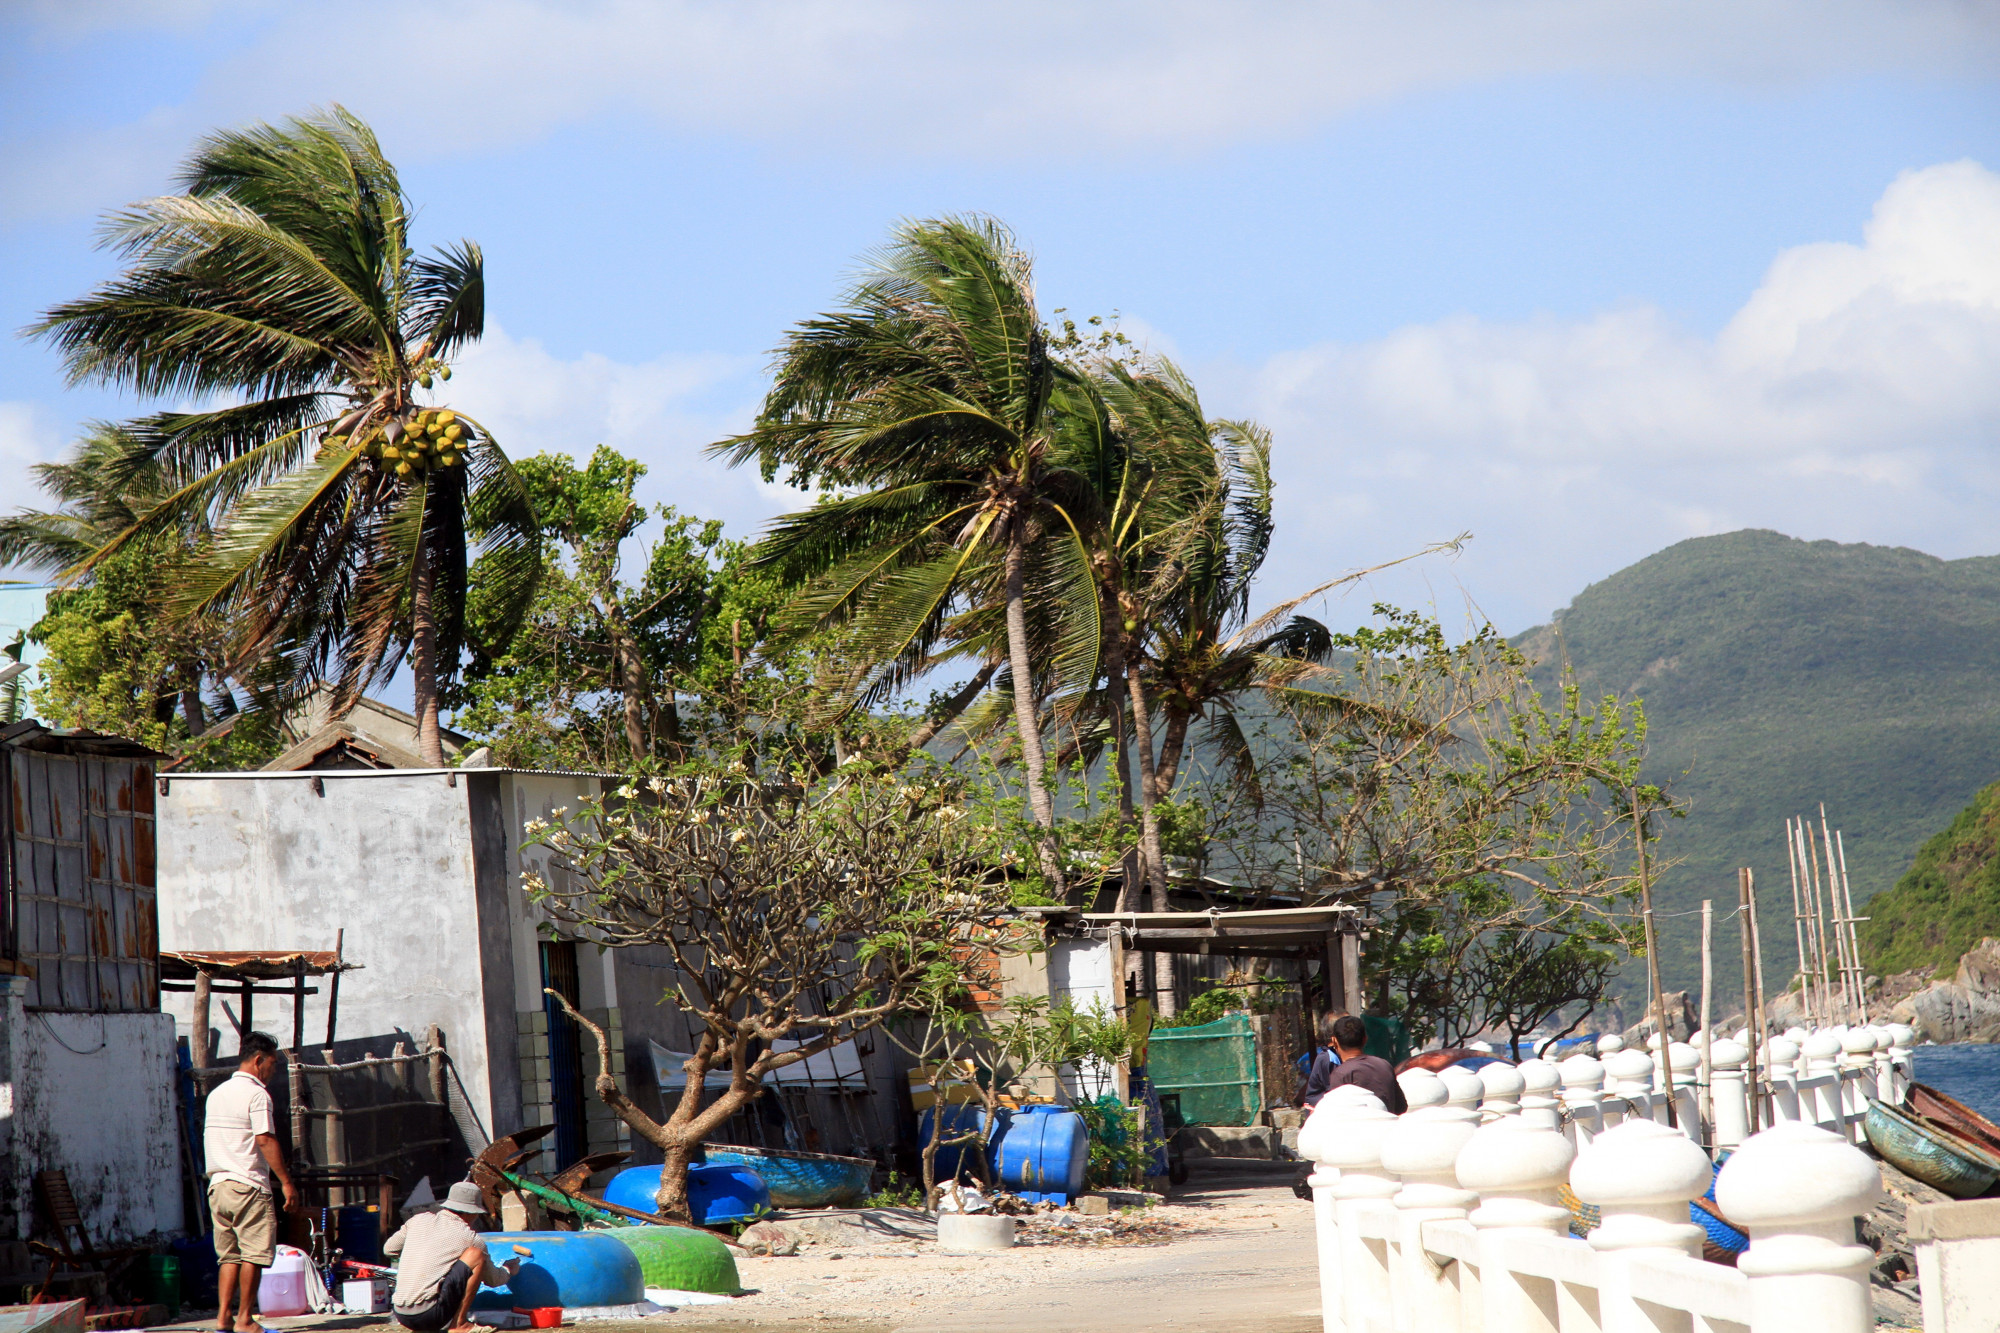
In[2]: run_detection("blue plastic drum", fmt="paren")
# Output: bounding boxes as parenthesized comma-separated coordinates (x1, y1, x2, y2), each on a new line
(603, 1163, 771, 1227)
(471, 1230, 644, 1310)
(992, 1105, 1088, 1204)
(917, 1105, 1003, 1185)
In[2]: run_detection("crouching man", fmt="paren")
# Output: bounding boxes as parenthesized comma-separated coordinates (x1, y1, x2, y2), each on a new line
(383, 1182, 519, 1332)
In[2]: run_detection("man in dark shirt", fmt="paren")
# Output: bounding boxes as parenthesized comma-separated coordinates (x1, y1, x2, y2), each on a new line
(1298, 1012, 1346, 1108)
(1320, 1015, 1408, 1114)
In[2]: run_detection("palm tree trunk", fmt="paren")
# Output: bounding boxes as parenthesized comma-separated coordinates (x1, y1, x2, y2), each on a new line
(610, 620, 653, 764)
(178, 663, 208, 737)
(906, 659, 998, 755)
(411, 535, 446, 767)
(1124, 642, 1175, 1017)
(1154, 706, 1191, 798)
(1004, 520, 1065, 897)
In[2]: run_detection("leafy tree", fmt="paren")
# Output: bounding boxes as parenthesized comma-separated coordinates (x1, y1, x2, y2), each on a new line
(712, 216, 1105, 896)
(29, 107, 539, 764)
(1204, 607, 1673, 1045)
(523, 751, 1019, 1220)
(452, 447, 725, 768)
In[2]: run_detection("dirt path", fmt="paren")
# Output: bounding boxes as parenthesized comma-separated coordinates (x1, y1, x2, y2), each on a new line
(669, 1166, 1321, 1333)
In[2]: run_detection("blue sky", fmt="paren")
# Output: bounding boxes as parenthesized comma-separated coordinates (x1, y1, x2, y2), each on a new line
(4, 1, 1999, 638)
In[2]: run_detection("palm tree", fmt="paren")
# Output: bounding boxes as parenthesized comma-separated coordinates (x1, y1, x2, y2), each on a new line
(0, 424, 226, 734)
(29, 107, 539, 764)
(711, 216, 1102, 893)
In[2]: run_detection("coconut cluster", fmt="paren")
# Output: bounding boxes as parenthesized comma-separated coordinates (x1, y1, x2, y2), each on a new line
(329, 409, 474, 479)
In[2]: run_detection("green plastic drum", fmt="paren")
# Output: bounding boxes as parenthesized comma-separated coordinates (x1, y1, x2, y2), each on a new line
(605, 1225, 743, 1295)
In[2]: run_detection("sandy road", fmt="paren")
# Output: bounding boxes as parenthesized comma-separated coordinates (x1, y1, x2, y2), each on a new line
(661, 1165, 1322, 1333)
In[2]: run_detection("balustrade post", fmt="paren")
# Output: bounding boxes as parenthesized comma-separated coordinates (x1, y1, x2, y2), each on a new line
(1866, 1026, 1894, 1106)
(1802, 1032, 1844, 1132)
(1715, 1120, 1880, 1333)
(1761, 1035, 1799, 1125)
(1597, 1034, 1626, 1055)
(1458, 1114, 1574, 1333)
(1479, 1061, 1526, 1120)
(1570, 1118, 1712, 1333)
(1667, 1040, 1702, 1141)
(1604, 1049, 1657, 1127)
(1301, 1084, 1387, 1333)
(1709, 1037, 1750, 1150)
(1884, 1024, 1914, 1104)
(1380, 1105, 1481, 1333)
(1398, 1066, 1448, 1111)
(1517, 1058, 1562, 1131)
(1557, 1053, 1605, 1148)
(1838, 1028, 1878, 1142)
(1319, 1091, 1402, 1333)
(1440, 1065, 1484, 1115)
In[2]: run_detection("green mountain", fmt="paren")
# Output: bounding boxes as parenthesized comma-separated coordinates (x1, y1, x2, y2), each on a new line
(1856, 780, 2000, 977)
(1514, 529, 2000, 1000)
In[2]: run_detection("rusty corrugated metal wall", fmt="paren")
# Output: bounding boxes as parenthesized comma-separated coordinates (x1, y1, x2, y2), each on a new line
(2, 732, 159, 1012)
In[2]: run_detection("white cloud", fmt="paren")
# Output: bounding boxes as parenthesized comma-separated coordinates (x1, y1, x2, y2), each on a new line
(1231, 161, 2000, 631)
(9, 0, 1998, 219)
(444, 324, 797, 535)
(0, 401, 63, 507)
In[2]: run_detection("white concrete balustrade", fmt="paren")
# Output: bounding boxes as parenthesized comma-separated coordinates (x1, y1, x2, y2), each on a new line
(1301, 1023, 1985, 1332)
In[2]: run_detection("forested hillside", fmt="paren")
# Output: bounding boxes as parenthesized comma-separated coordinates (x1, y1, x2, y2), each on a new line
(1857, 781, 2000, 977)
(1514, 530, 2000, 998)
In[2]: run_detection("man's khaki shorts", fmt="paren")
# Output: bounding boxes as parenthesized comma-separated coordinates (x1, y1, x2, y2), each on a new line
(209, 1179, 277, 1266)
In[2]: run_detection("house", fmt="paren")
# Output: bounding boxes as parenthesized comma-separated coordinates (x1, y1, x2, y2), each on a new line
(263, 694, 474, 771)
(153, 764, 908, 1181)
(0, 721, 184, 1247)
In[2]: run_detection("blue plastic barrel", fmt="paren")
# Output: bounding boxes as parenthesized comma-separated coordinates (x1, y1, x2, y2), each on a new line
(603, 1163, 771, 1227)
(335, 1204, 381, 1264)
(992, 1105, 1088, 1204)
(917, 1105, 1003, 1184)
(471, 1230, 644, 1310)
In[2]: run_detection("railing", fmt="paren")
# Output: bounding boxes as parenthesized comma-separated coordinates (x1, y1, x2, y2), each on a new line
(1300, 1021, 1982, 1333)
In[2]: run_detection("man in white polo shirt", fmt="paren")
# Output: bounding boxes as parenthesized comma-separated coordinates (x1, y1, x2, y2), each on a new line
(204, 1032, 301, 1333)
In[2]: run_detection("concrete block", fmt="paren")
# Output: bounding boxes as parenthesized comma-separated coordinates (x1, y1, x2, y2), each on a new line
(937, 1214, 1015, 1252)
(1075, 1195, 1111, 1215)
(1266, 1107, 1305, 1131)
(518, 1010, 548, 1035)
(1278, 1127, 1301, 1159)
(520, 1056, 550, 1083)
(1911, 1198, 2000, 1241)
(515, 1032, 548, 1058)
(1174, 1125, 1276, 1159)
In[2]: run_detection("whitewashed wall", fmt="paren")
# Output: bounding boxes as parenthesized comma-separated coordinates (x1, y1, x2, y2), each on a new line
(0, 977, 185, 1243)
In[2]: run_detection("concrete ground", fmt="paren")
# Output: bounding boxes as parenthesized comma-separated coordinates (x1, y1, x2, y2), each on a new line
(161, 1164, 1321, 1333)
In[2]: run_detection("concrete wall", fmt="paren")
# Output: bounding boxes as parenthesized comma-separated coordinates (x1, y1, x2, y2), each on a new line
(0, 976, 185, 1243)
(155, 771, 501, 1135)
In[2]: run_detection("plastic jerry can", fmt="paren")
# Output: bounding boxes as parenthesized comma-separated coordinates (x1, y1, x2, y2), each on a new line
(257, 1246, 311, 1317)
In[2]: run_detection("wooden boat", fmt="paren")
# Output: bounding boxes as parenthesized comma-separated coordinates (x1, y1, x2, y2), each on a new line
(699, 1146, 874, 1209)
(1864, 1100, 2000, 1199)
(1909, 1082, 2000, 1159)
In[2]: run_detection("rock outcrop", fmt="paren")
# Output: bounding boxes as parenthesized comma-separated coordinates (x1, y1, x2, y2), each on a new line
(1883, 938, 2000, 1043)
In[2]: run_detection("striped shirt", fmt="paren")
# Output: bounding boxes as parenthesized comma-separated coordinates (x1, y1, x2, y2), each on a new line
(384, 1211, 484, 1311)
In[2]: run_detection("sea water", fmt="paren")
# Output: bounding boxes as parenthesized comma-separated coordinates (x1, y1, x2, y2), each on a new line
(1911, 1044, 2000, 1122)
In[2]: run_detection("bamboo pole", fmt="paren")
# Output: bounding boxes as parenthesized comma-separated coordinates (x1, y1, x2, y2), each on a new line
(1748, 867, 1769, 1130)
(1739, 869, 1761, 1133)
(1820, 807, 1855, 1017)
(1699, 898, 1714, 1142)
(1785, 818, 1814, 1027)
(192, 971, 213, 1070)
(1632, 788, 1677, 1127)
(1836, 831, 1869, 1023)
(1802, 818, 1832, 1021)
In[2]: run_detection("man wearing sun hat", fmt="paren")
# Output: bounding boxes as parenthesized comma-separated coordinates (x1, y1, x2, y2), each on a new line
(382, 1181, 519, 1332)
